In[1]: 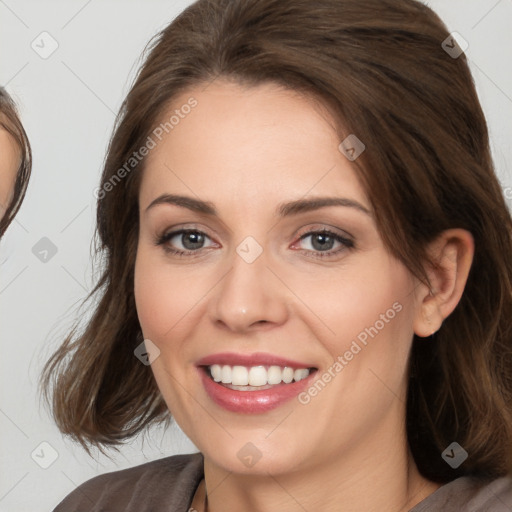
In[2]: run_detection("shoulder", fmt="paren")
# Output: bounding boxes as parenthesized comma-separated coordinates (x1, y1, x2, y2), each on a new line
(52, 452, 204, 512)
(412, 474, 512, 511)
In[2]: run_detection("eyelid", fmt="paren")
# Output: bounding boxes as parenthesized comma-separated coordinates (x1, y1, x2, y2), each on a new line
(155, 223, 355, 258)
(294, 223, 354, 242)
(156, 226, 217, 247)
(157, 222, 216, 239)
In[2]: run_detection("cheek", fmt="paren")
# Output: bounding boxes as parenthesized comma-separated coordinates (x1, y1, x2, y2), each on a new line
(309, 262, 416, 403)
(336, 270, 415, 390)
(133, 245, 212, 343)
(0, 157, 19, 215)
(296, 265, 415, 443)
(287, 258, 413, 357)
(134, 246, 180, 340)
(133, 247, 199, 413)
(134, 255, 165, 338)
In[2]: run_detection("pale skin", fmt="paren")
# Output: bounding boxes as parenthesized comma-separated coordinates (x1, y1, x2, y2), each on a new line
(134, 79, 474, 511)
(0, 127, 19, 222)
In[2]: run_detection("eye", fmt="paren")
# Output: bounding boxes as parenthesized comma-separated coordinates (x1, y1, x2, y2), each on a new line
(293, 229, 354, 258)
(156, 229, 216, 256)
(155, 227, 354, 259)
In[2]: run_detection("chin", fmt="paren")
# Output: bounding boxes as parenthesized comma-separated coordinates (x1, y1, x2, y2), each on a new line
(199, 432, 313, 476)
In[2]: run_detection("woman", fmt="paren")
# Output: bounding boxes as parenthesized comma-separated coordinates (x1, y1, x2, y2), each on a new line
(43, 0, 512, 510)
(0, 87, 31, 238)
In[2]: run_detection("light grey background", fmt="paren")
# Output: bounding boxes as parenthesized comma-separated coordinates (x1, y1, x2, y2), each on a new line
(1, 1, 511, 510)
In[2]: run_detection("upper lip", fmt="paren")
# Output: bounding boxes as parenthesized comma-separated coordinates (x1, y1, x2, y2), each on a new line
(196, 352, 316, 369)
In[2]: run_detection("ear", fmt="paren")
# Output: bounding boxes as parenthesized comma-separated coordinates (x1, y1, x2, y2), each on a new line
(413, 229, 474, 338)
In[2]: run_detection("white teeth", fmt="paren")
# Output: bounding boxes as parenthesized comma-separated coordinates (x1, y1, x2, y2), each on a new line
(294, 369, 309, 382)
(208, 364, 311, 387)
(232, 366, 249, 386)
(267, 365, 282, 385)
(211, 364, 222, 382)
(248, 366, 267, 386)
(282, 367, 294, 384)
(221, 365, 231, 384)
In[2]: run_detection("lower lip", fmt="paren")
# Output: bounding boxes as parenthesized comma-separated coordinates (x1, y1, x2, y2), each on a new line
(198, 367, 316, 413)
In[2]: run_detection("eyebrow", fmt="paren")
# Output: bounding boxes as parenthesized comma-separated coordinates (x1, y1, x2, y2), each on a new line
(145, 194, 372, 217)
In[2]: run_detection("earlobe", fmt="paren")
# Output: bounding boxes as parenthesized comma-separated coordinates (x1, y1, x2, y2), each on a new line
(413, 291, 440, 338)
(413, 229, 474, 338)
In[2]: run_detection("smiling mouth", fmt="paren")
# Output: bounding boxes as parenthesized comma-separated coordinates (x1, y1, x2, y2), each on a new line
(201, 364, 318, 391)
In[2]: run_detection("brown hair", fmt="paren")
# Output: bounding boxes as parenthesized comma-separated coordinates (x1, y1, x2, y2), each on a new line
(41, 0, 512, 482)
(0, 87, 31, 238)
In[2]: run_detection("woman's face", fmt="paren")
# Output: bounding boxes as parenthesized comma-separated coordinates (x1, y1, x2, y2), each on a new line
(0, 127, 19, 222)
(134, 80, 425, 475)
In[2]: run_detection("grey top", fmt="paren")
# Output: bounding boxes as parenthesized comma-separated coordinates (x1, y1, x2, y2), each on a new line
(53, 452, 512, 511)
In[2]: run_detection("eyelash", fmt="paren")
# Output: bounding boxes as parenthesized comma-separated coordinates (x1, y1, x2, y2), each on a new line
(155, 228, 355, 259)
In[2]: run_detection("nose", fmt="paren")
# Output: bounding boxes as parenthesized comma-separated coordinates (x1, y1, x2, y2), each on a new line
(208, 243, 289, 333)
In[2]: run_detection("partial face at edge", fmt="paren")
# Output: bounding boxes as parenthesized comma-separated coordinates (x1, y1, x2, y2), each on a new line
(134, 79, 423, 475)
(0, 128, 20, 223)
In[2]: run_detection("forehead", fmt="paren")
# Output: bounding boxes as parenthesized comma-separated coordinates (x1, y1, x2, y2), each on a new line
(139, 80, 369, 211)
